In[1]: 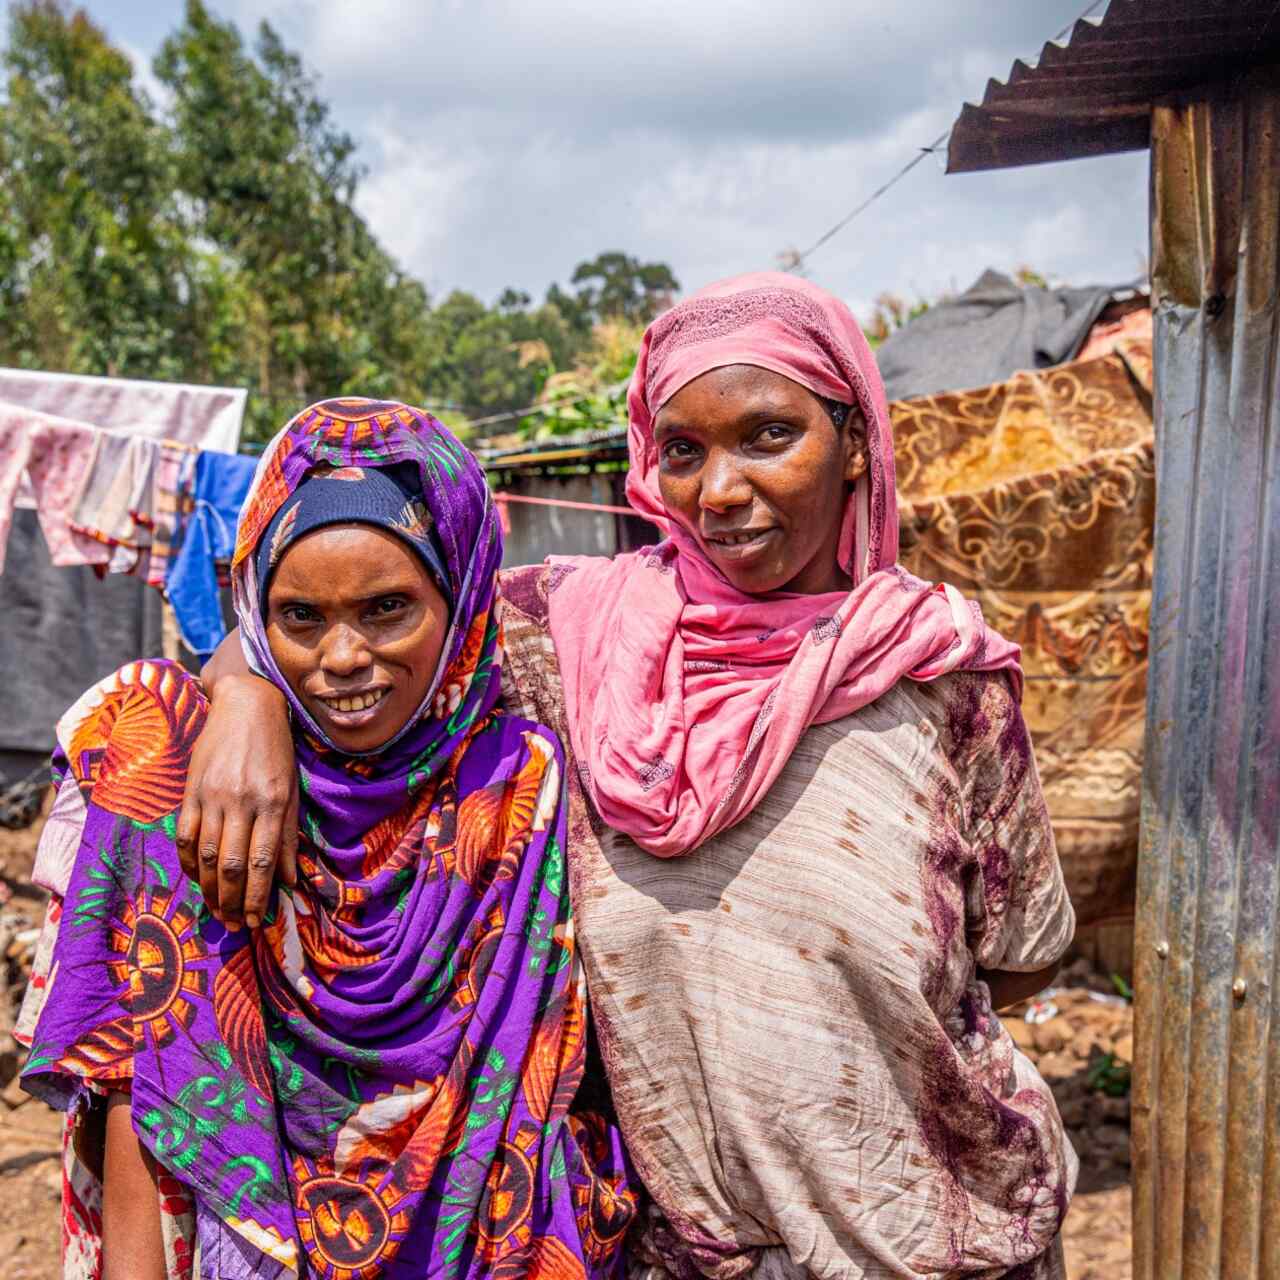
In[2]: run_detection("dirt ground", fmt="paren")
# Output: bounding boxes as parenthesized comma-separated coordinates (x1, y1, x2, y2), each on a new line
(0, 801, 1133, 1279)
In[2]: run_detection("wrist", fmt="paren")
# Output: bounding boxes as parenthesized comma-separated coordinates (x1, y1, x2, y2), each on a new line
(217, 672, 287, 711)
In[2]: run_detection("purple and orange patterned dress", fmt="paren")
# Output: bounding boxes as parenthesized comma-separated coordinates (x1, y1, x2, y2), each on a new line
(17, 400, 638, 1280)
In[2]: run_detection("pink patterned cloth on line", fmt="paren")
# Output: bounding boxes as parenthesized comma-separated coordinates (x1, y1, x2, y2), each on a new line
(0, 405, 112, 573)
(546, 271, 1023, 857)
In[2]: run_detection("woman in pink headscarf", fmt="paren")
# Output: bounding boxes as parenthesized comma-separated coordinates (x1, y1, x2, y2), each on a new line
(188, 273, 1077, 1279)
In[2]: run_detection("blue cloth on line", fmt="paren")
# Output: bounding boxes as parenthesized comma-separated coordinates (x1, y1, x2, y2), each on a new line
(165, 451, 258, 658)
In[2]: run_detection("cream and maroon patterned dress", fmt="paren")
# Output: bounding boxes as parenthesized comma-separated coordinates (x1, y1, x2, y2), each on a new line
(499, 564, 1078, 1280)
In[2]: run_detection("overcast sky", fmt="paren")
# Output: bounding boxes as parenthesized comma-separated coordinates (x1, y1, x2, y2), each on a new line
(7, 0, 1149, 320)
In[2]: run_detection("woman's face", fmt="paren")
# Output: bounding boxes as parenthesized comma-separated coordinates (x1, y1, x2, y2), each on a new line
(265, 525, 450, 753)
(653, 364, 868, 595)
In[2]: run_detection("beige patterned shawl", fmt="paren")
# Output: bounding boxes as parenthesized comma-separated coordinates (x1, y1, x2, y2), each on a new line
(499, 564, 1077, 1280)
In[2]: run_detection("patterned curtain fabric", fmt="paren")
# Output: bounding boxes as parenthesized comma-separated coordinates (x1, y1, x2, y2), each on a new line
(894, 339, 1154, 925)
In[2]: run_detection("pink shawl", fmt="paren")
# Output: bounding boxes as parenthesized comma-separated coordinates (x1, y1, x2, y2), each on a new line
(545, 271, 1021, 857)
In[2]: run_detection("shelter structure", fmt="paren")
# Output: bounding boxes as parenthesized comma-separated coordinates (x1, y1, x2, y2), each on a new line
(481, 430, 658, 567)
(948, 4, 1280, 1277)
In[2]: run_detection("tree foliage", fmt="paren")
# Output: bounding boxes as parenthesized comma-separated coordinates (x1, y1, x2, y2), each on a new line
(0, 1, 679, 441)
(570, 251, 679, 326)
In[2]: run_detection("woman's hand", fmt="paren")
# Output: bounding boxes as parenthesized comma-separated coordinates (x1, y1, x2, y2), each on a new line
(178, 669, 298, 931)
(979, 960, 1061, 1011)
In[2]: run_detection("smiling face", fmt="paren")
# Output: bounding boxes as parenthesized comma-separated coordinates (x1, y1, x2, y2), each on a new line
(265, 524, 451, 753)
(653, 364, 868, 595)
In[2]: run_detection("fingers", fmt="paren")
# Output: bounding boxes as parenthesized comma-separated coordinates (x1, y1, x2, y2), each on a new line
(196, 807, 223, 922)
(278, 783, 300, 890)
(242, 811, 281, 931)
(175, 795, 201, 885)
(177, 784, 296, 932)
(216, 814, 253, 931)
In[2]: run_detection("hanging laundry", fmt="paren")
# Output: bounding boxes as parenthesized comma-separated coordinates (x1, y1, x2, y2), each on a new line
(165, 451, 259, 656)
(144, 441, 198, 590)
(0, 407, 114, 572)
(0, 409, 30, 575)
(126, 440, 159, 582)
(0, 367, 246, 453)
(69, 432, 155, 575)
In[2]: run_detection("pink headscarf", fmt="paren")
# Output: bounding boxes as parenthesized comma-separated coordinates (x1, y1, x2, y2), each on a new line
(546, 272, 1021, 857)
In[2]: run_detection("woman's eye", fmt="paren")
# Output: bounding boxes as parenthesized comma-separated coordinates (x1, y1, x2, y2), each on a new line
(283, 606, 317, 625)
(661, 439, 698, 463)
(757, 423, 793, 446)
(371, 597, 406, 617)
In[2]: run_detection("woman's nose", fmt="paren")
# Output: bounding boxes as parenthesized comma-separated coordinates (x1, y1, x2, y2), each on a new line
(698, 449, 751, 512)
(320, 624, 372, 676)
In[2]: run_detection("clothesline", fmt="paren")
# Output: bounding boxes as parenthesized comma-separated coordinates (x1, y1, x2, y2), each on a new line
(491, 490, 636, 517)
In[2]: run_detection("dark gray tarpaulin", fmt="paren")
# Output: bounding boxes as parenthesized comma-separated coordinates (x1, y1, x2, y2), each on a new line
(873, 269, 1119, 402)
(0, 508, 166, 783)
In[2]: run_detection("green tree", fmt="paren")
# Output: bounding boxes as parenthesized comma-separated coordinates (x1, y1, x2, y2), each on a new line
(0, 2, 681, 442)
(569, 251, 679, 325)
(154, 0, 431, 438)
(0, 1, 195, 378)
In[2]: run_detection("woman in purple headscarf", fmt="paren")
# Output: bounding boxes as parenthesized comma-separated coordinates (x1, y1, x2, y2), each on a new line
(17, 399, 636, 1280)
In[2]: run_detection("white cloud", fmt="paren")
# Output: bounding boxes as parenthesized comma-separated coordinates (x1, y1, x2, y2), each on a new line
(39, 0, 1150, 308)
(119, 38, 172, 110)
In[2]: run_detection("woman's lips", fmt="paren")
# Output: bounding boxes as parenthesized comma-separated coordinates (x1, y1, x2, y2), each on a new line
(312, 686, 389, 728)
(704, 527, 777, 563)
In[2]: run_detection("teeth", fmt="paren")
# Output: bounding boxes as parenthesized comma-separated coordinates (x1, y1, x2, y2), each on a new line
(717, 531, 765, 546)
(329, 690, 384, 713)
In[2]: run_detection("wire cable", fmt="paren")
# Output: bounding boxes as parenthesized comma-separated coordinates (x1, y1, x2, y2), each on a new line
(783, 0, 1108, 272)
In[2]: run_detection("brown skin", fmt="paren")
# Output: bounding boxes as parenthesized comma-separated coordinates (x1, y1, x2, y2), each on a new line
(176, 524, 448, 932)
(187, 375, 1055, 1009)
(654, 364, 867, 595)
(984, 962, 1061, 1010)
(264, 525, 449, 756)
(103, 1092, 166, 1280)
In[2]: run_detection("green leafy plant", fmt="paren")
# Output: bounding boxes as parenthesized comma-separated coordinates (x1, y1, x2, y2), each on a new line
(1086, 1052, 1132, 1097)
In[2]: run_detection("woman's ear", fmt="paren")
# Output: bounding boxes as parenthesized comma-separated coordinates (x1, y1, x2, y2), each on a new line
(845, 413, 869, 484)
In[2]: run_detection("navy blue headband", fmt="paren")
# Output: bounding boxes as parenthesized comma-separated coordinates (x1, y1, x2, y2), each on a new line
(255, 464, 453, 613)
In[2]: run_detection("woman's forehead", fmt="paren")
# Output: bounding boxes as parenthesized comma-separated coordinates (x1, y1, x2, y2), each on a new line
(655, 365, 822, 425)
(269, 524, 425, 588)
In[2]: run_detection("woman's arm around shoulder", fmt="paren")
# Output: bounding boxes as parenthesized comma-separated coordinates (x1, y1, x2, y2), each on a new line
(177, 628, 298, 931)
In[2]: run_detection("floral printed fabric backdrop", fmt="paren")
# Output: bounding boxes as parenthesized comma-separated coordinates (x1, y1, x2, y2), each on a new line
(894, 340, 1154, 926)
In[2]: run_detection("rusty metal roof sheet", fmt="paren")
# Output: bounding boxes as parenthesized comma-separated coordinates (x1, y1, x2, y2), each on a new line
(946, 0, 1280, 173)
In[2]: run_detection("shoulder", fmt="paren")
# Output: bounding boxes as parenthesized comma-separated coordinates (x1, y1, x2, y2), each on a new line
(831, 671, 1030, 831)
(903, 670, 1045, 849)
(478, 708, 563, 762)
(496, 559, 608, 630)
(55, 659, 206, 818)
(881, 669, 1026, 771)
(497, 564, 552, 628)
(496, 566, 567, 732)
(456, 710, 564, 800)
(58, 659, 206, 758)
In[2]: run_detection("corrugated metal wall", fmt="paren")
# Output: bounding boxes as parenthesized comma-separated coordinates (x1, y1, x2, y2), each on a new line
(1132, 66, 1280, 1280)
